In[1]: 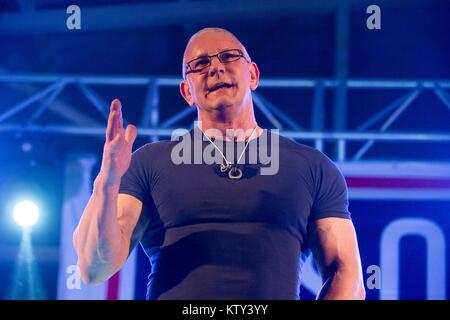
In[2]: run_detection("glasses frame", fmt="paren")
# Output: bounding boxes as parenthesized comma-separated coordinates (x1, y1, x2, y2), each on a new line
(184, 49, 249, 77)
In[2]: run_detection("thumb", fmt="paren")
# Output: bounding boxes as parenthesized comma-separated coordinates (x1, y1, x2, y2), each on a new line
(125, 124, 138, 146)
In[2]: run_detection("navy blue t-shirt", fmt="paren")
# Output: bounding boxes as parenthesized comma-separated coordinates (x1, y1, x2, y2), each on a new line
(119, 127, 350, 300)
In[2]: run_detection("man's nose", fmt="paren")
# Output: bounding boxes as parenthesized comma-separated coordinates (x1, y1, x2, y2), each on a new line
(208, 56, 225, 77)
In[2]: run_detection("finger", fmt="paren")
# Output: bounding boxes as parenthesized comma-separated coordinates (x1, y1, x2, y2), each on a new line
(113, 100, 122, 137)
(110, 98, 121, 113)
(125, 124, 138, 146)
(118, 106, 123, 132)
(106, 110, 117, 141)
(106, 99, 121, 141)
(109, 131, 122, 153)
(112, 98, 123, 131)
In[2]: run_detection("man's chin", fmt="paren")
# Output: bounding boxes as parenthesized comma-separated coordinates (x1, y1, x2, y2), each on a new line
(203, 98, 235, 111)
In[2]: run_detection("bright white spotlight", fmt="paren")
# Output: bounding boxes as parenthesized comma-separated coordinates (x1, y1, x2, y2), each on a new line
(13, 201, 39, 227)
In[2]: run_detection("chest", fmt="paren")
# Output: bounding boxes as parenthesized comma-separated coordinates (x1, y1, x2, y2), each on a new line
(150, 159, 315, 229)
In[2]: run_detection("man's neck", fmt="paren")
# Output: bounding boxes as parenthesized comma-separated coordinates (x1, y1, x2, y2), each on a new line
(197, 111, 261, 142)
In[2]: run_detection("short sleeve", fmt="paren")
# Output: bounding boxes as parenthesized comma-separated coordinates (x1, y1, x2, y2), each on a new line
(119, 145, 151, 203)
(119, 145, 154, 253)
(310, 152, 351, 220)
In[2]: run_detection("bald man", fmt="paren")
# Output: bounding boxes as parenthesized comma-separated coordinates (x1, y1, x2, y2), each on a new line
(73, 28, 365, 300)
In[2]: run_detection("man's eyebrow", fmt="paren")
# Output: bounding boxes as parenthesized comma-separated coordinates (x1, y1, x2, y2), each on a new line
(185, 52, 207, 62)
(189, 48, 235, 60)
(194, 52, 209, 58)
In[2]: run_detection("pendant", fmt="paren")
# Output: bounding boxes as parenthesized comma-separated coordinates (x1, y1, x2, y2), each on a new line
(228, 166, 243, 180)
(220, 163, 232, 172)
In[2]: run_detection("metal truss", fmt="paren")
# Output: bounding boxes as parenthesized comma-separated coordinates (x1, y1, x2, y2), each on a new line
(0, 74, 449, 162)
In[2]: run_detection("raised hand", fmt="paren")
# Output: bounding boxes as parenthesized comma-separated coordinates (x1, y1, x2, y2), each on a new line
(99, 99, 137, 186)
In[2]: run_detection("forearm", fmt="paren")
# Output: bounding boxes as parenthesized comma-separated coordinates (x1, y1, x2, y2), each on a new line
(317, 268, 366, 300)
(73, 174, 127, 283)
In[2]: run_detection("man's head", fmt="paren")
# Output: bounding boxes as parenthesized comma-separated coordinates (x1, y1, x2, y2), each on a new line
(180, 28, 259, 114)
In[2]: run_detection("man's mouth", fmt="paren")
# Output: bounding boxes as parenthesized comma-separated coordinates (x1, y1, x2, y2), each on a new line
(206, 82, 234, 95)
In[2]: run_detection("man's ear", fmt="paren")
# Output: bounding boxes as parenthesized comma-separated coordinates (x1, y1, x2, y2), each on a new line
(249, 62, 260, 91)
(180, 80, 195, 106)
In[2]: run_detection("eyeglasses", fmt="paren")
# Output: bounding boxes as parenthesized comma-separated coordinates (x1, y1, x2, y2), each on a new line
(184, 49, 248, 77)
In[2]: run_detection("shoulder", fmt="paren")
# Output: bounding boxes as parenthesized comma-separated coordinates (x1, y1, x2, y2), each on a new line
(133, 129, 194, 154)
(132, 138, 178, 157)
(272, 131, 343, 179)
(274, 131, 331, 163)
(130, 129, 197, 167)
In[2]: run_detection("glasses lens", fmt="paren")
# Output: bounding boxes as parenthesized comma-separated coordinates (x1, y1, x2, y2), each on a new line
(219, 50, 241, 63)
(190, 56, 210, 71)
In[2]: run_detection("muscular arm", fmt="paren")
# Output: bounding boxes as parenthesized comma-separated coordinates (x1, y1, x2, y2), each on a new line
(72, 99, 142, 284)
(73, 181, 142, 284)
(309, 217, 365, 300)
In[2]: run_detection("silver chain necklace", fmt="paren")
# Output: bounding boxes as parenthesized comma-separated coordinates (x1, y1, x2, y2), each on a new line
(202, 127, 258, 180)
